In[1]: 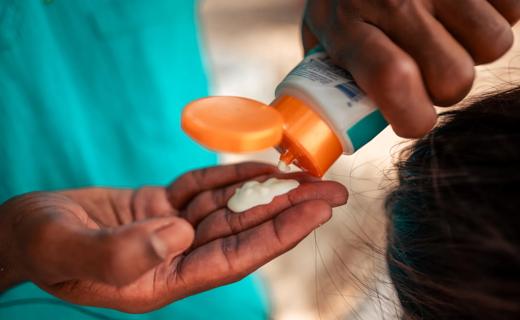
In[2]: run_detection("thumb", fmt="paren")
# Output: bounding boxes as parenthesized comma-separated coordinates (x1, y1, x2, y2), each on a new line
(88, 217, 195, 286)
(20, 214, 194, 287)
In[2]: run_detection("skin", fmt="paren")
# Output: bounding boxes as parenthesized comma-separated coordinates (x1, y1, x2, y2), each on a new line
(3, 1, 516, 313)
(304, 0, 520, 138)
(0, 162, 348, 313)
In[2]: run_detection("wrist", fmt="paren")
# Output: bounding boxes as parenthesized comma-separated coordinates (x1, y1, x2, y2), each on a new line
(0, 198, 26, 292)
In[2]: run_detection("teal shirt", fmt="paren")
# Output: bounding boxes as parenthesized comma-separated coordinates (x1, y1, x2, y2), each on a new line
(0, 1, 268, 319)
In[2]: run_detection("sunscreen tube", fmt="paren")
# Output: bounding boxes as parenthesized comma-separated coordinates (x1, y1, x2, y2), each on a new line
(273, 47, 388, 176)
(182, 47, 388, 177)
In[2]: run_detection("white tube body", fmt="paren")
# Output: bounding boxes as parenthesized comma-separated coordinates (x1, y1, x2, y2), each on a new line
(275, 48, 387, 154)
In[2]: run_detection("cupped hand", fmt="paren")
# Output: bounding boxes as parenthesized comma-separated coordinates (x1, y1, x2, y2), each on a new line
(0, 162, 347, 313)
(304, 0, 520, 137)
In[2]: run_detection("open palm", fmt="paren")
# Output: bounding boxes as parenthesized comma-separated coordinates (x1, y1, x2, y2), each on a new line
(2, 162, 347, 312)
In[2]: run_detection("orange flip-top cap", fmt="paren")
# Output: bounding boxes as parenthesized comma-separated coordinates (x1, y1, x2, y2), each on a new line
(182, 96, 284, 153)
(273, 95, 343, 177)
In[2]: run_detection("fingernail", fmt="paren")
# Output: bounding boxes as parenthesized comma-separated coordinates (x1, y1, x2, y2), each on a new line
(150, 221, 194, 259)
(150, 233, 168, 259)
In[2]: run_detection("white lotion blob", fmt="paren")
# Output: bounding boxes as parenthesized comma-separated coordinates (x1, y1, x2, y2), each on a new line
(227, 178, 300, 213)
(277, 160, 292, 173)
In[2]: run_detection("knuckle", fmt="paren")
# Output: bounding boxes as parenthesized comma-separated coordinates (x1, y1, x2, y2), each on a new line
(375, 56, 419, 98)
(184, 191, 214, 224)
(369, 55, 438, 138)
(504, 4, 520, 24)
(430, 63, 475, 106)
(171, 172, 192, 190)
(193, 168, 209, 186)
(492, 27, 514, 59)
(475, 25, 514, 64)
(220, 236, 240, 272)
(219, 236, 250, 282)
(172, 167, 206, 189)
(213, 188, 228, 207)
(306, 200, 330, 216)
(224, 210, 245, 234)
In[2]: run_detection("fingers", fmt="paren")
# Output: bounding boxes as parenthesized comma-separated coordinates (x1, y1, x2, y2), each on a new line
(325, 20, 437, 138)
(73, 218, 193, 286)
(61, 187, 177, 226)
(130, 187, 177, 221)
(172, 200, 333, 296)
(181, 172, 320, 225)
(14, 199, 194, 286)
(304, 0, 519, 138)
(302, 22, 319, 53)
(191, 179, 347, 247)
(367, 1, 476, 106)
(488, 0, 520, 25)
(435, 0, 514, 64)
(167, 162, 277, 210)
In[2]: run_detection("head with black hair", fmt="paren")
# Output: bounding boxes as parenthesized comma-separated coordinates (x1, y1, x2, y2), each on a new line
(386, 86, 520, 319)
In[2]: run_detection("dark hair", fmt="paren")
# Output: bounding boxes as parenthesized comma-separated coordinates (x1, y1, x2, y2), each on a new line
(385, 86, 520, 319)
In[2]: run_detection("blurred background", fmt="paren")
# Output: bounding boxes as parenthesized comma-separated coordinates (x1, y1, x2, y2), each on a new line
(199, 1, 520, 319)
